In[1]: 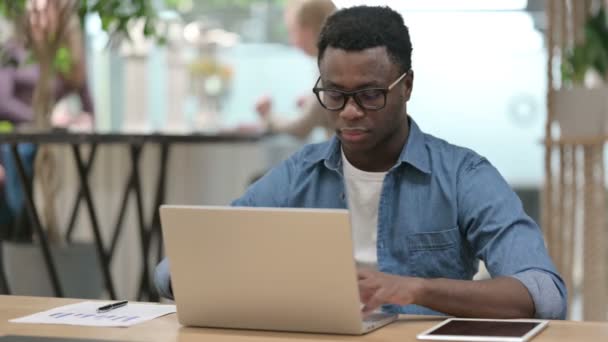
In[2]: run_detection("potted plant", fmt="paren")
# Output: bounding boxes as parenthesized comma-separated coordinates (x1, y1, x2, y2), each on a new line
(0, 0, 163, 298)
(555, 6, 608, 140)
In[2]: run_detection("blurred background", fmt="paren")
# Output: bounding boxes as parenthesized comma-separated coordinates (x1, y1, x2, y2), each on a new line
(34, 0, 545, 206)
(0, 0, 549, 189)
(2, 0, 606, 322)
(84, 0, 547, 206)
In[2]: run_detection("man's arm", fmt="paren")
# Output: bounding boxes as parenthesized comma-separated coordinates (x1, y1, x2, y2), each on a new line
(0, 68, 33, 123)
(154, 258, 173, 299)
(358, 269, 533, 318)
(419, 276, 534, 317)
(457, 156, 567, 319)
(231, 154, 296, 207)
(360, 155, 566, 319)
(264, 96, 325, 140)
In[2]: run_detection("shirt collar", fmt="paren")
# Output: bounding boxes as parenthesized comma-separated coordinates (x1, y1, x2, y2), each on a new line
(309, 117, 431, 174)
(398, 118, 431, 174)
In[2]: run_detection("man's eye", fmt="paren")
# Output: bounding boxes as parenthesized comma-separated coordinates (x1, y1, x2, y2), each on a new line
(359, 90, 383, 100)
(325, 91, 343, 100)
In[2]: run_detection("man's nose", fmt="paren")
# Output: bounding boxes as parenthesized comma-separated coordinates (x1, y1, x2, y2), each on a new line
(339, 97, 364, 121)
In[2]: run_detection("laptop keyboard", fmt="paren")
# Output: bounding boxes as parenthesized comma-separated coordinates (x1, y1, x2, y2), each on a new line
(362, 312, 396, 332)
(364, 312, 392, 322)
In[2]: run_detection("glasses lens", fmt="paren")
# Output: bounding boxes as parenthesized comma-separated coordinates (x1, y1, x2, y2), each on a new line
(355, 89, 386, 109)
(318, 90, 345, 110)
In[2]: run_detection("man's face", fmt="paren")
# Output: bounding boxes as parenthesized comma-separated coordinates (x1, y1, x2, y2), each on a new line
(318, 46, 413, 156)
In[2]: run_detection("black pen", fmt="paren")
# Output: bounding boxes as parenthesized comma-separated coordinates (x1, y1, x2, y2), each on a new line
(96, 300, 128, 313)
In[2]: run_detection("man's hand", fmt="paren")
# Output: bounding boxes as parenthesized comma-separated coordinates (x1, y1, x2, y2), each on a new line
(357, 268, 424, 316)
(296, 95, 308, 109)
(358, 269, 536, 318)
(255, 95, 272, 118)
(51, 110, 93, 131)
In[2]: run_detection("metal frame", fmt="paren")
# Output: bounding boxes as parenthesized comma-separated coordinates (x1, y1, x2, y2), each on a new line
(0, 132, 263, 300)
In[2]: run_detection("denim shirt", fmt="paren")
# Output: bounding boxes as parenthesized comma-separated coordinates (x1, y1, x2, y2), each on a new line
(155, 118, 567, 319)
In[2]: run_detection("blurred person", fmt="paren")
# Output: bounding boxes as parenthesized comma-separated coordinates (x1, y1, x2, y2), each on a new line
(0, 40, 94, 127)
(156, 6, 566, 319)
(0, 15, 94, 234)
(254, 0, 336, 139)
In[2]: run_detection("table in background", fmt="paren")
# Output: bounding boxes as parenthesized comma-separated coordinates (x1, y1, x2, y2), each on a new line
(0, 131, 265, 301)
(1, 296, 607, 341)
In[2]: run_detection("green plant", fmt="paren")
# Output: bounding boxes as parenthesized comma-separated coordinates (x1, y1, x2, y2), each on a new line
(562, 7, 608, 85)
(1, 0, 166, 74)
(80, 0, 165, 45)
(0, 0, 168, 242)
(0, 1, 26, 17)
(1, 0, 163, 43)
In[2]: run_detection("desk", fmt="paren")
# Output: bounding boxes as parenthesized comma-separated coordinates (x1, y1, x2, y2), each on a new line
(0, 131, 265, 301)
(1, 296, 607, 341)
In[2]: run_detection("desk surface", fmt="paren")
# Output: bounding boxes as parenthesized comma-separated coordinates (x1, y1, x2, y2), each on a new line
(1, 296, 607, 341)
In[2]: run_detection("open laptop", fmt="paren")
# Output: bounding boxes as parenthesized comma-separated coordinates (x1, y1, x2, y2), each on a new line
(160, 205, 398, 335)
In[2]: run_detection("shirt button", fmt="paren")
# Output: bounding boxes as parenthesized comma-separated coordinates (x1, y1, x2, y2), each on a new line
(378, 242, 385, 249)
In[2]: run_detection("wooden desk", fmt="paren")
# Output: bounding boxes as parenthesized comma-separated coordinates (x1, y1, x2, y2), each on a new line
(1, 296, 608, 341)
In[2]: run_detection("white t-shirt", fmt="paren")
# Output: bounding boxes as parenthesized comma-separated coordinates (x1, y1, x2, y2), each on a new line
(341, 149, 387, 269)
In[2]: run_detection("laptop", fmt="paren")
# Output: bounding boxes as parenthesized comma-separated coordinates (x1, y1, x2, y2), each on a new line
(160, 205, 398, 335)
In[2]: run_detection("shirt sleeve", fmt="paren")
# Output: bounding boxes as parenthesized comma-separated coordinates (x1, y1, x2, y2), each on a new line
(231, 154, 296, 207)
(77, 81, 95, 114)
(0, 68, 33, 123)
(154, 257, 174, 299)
(456, 155, 568, 319)
(510, 270, 567, 319)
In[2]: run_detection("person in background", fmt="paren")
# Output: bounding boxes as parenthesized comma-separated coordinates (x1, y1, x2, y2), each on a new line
(254, 0, 335, 139)
(0, 40, 94, 127)
(0, 16, 94, 235)
(156, 6, 567, 319)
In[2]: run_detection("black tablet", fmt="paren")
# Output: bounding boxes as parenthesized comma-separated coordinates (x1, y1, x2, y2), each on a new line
(417, 318, 549, 342)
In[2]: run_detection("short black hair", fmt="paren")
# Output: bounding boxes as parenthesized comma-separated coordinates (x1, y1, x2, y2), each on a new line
(317, 6, 412, 73)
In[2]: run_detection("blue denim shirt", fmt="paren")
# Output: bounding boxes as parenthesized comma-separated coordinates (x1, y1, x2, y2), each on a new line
(155, 118, 567, 319)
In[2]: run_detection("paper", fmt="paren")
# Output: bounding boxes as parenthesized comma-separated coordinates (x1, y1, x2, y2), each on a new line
(10, 301, 176, 327)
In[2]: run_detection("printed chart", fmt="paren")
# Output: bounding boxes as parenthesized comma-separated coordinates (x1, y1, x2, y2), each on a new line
(10, 301, 176, 327)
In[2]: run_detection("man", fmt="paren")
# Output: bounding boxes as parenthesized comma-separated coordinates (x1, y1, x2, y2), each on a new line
(254, 0, 335, 139)
(156, 6, 567, 319)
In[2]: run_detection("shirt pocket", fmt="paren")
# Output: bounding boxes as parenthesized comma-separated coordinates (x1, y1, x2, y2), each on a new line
(405, 227, 466, 279)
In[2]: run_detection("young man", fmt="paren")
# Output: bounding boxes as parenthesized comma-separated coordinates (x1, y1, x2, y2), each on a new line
(156, 6, 567, 319)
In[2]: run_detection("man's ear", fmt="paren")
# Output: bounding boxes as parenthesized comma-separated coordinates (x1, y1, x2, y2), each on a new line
(403, 70, 414, 101)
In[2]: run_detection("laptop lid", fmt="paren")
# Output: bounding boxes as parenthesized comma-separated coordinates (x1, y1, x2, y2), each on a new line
(160, 205, 368, 334)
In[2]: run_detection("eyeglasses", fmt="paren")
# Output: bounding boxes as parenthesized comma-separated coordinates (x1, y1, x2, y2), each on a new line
(312, 71, 408, 111)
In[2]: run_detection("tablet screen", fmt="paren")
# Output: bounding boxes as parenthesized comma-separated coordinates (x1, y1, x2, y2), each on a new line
(418, 318, 549, 341)
(428, 320, 541, 337)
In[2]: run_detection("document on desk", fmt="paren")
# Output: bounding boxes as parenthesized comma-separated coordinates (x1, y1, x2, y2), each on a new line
(9, 301, 176, 327)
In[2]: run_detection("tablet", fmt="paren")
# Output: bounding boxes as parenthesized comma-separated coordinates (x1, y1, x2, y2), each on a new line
(417, 318, 549, 342)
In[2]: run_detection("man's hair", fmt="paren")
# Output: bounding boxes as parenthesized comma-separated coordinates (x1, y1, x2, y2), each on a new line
(317, 6, 412, 73)
(287, 0, 336, 36)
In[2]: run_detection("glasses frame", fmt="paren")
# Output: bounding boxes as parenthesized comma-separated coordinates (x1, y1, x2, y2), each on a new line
(312, 71, 409, 111)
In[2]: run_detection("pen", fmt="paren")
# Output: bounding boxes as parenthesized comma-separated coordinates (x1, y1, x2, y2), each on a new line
(96, 300, 128, 313)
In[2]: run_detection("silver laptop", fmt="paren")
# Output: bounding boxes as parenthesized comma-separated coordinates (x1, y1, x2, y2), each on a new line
(160, 205, 398, 335)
